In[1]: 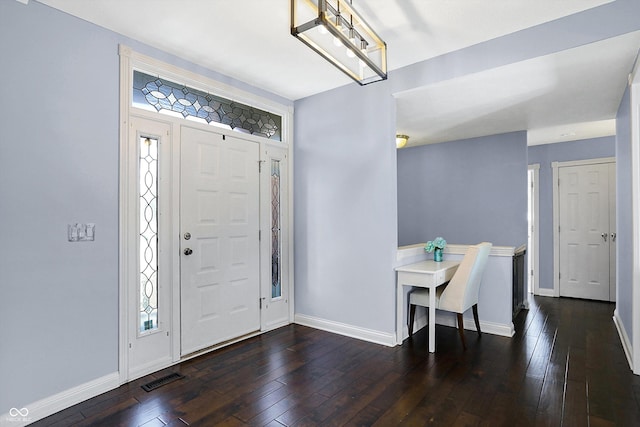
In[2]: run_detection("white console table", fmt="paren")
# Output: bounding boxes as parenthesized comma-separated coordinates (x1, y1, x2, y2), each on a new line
(395, 260, 460, 352)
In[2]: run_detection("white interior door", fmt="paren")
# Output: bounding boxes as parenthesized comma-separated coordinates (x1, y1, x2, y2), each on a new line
(180, 126, 260, 356)
(558, 162, 612, 300)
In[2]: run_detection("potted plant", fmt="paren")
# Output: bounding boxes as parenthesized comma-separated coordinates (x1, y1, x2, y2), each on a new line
(425, 237, 447, 262)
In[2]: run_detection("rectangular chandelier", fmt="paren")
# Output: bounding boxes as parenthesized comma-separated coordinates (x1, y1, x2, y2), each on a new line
(291, 0, 387, 85)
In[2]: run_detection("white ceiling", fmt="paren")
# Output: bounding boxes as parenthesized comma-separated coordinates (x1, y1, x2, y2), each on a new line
(36, 0, 639, 146)
(396, 31, 640, 146)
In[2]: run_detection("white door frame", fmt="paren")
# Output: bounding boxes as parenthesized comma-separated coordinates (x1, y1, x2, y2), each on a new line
(528, 164, 540, 298)
(118, 45, 294, 383)
(552, 157, 615, 299)
(630, 56, 640, 375)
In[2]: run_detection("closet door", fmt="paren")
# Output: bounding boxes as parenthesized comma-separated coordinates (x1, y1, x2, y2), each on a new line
(558, 162, 615, 301)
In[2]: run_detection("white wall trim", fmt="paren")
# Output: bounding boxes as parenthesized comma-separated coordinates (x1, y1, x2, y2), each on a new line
(397, 243, 515, 263)
(529, 164, 541, 298)
(294, 314, 396, 347)
(535, 288, 556, 298)
(0, 373, 120, 427)
(404, 311, 515, 341)
(630, 62, 640, 375)
(552, 157, 616, 298)
(118, 44, 132, 385)
(614, 309, 634, 371)
(295, 310, 516, 351)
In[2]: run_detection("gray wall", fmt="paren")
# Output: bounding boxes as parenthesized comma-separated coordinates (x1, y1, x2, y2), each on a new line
(527, 137, 616, 291)
(293, 82, 398, 332)
(616, 86, 633, 340)
(397, 132, 528, 248)
(0, 0, 290, 410)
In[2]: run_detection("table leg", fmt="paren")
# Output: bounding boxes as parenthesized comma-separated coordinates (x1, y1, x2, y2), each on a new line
(396, 280, 404, 345)
(428, 287, 436, 352)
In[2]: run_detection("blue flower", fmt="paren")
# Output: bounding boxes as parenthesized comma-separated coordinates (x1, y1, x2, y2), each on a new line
(424, 237, 446, 253)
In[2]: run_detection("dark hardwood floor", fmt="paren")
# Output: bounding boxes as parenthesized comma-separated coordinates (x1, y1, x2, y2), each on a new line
(32, 296, 640, 426)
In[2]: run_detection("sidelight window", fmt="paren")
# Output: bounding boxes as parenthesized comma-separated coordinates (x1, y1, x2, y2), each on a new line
(271, 160, 282, 298)
(139, 136, 159, 333)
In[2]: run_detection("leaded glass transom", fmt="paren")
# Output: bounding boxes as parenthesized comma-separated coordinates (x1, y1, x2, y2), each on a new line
(271, 160, 282, 299)
(140, 136, 159, 333)
(133, 71, 282, 141)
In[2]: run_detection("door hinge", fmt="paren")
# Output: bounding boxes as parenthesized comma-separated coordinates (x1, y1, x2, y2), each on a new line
(259, 229, 261, 241)
(258, 160, 265, 172)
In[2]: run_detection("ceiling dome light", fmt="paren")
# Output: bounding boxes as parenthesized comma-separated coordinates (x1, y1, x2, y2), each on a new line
(396, 134, 409, 148)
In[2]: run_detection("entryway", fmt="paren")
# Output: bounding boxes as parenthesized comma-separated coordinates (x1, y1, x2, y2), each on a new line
(119, 48, 293, 383)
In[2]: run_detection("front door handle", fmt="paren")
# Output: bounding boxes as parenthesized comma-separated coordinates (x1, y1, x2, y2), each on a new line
(611, 232, 616, 242)
(601, 233, 607, 242)
(183, 248, 193, 256)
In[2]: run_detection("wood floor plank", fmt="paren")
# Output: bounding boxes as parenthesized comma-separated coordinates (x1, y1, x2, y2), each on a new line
(29, 296, 640, 427)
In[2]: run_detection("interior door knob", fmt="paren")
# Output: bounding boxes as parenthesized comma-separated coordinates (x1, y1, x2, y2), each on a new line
(183, 248, 193, 256)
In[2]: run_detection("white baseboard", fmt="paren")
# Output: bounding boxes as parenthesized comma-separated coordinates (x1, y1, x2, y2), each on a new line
(613, 309, 634, 371)
(535, 288, 556, 297)
(0, 372, 120, 427)
(404, 311, 515, 341)
(294, 314, 396, 347)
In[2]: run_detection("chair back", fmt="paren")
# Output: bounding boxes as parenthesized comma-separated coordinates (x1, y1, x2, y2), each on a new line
(438, 242, 492, 313)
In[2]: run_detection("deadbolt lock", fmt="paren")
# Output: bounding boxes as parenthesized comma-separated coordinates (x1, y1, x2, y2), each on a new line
(184, 232, 191, 240)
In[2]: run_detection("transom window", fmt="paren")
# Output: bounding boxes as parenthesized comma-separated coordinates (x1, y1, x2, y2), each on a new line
(132, 70, 282, 141)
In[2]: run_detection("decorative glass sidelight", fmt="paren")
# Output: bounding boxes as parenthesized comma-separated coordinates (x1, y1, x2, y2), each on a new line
(132, 70, 282, 141)
(139, 136, 159, 333)
(271, 160, 282, 298)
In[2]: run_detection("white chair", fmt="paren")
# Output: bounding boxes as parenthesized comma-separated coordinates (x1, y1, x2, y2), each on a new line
(408, 242, 492, 349)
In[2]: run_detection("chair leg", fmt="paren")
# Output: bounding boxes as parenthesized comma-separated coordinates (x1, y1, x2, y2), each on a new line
(472, 304, 482, 337)
(408, 304, 416, 337)
(456, 313, 466, 350)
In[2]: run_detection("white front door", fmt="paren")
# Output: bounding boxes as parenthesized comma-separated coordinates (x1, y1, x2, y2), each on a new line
(180, 126, 260, 356)
(558, 162, 615, 301)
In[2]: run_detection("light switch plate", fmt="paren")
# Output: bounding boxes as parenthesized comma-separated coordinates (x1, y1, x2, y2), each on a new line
(68, 223, 95, 242)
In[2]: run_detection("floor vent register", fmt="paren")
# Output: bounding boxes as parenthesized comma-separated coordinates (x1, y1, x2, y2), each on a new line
(141, 373, 185, 392)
